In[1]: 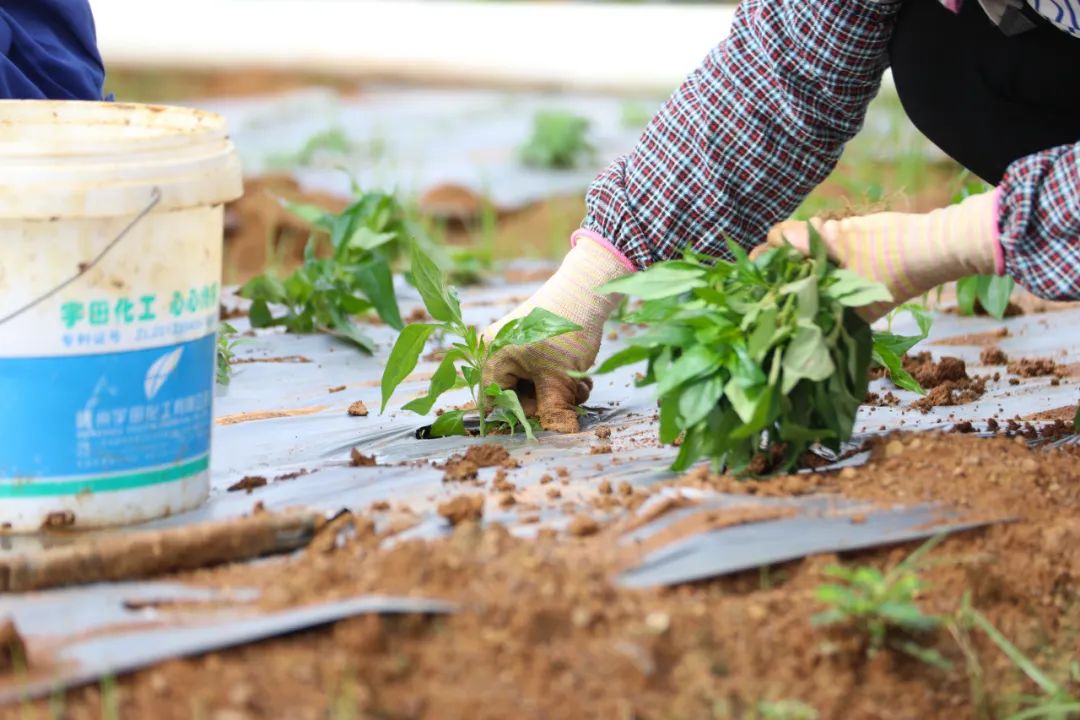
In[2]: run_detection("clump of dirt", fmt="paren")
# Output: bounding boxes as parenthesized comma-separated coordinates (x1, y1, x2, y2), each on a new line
(227, 476, 267, 494)
(1007, 357, 1060, 378)
(328, 385, 346, 394)
(595, 426, 612, 440)
(566, 515, 601, 537)
(349, 449, 376, 467)
(0, 619, 26, 673)
(590, 444, 613, 455)
(903, 353, 968, 388)
(865, 391, 900, 407)
(443, 459, 479, 483)
(911, 376, 988, 413)
(308, 512, 376, 555)
(980, 346, 1008, 365)
(462, 444, 515, 469)
(437, 495, 484, 525)
(347, 401, 369, 417)
(405, 307, 431, 323)
(273, 469, 312, 482)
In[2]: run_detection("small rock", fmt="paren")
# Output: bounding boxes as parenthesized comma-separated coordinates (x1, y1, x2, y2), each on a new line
(884, 440, 904, 459)
(347, 401, 369, 417)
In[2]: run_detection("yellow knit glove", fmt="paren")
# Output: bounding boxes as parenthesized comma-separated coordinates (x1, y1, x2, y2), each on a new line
(766, 190, 1003, 321)
(482, 231, 634, 433)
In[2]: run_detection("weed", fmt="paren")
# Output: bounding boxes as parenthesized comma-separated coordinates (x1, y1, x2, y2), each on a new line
(953, 595, 1080, 720)
(380, 244, 580, 439)
(595, 232, 894, 475)
(519, 111, 594, 170)
(215, 322, 242, 386)
(813, 535, 950, 668)
(239, 185, 422, 352)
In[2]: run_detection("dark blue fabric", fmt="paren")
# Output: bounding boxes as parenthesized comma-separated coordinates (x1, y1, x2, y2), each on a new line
(0, 1, 104, 100)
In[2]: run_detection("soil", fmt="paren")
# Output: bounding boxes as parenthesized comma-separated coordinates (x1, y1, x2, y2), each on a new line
(227, 476, 268, 494)
(980, 346, 1008, 366)
(0, 622, 26, 673)
(462, 444, 516, 469)
(437, 495, 484, 526)
(13, 431, 1080, 719)
(350, 449, 377, 467)
(903, 353, 968, 388)
(911, 377, 988, 413)
(443, 459, 479, 483)
(347, 401, 370, 417)
(1007, 357, 1062, 378)
(898, 354, 989, 413)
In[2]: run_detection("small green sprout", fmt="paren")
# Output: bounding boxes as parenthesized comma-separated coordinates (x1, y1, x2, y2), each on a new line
(813, 535, 950, 667)
(215, 322, 242, 386)
(519, 111, 594, 170)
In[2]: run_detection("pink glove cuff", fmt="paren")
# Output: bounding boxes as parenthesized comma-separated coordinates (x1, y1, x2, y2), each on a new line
(992, 186, 1006, 276)
(570, 229, 637, 273)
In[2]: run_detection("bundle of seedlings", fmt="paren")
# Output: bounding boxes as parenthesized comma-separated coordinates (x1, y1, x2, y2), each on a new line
(596, 236, 925, 476)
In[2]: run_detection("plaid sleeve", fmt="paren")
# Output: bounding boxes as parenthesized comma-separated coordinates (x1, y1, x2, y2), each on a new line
(582, 0, 902, 269)
(998, 144, 1080, 300)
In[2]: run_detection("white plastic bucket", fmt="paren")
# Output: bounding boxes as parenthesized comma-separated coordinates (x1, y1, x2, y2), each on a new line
(0, 101, 243, 532)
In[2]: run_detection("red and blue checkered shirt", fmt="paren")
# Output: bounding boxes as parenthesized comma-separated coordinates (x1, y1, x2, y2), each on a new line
(583, 0, 1080, 300)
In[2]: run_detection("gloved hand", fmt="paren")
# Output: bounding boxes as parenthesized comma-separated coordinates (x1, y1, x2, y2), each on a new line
(764, 190, 1004, 321)
(482, 231, 634, 433)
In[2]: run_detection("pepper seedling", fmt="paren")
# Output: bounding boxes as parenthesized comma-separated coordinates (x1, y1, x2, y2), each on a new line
(239, 185, 439, 352)
(215, 322, 242, 386)
(595, 233, 921, 476)
(380, 244, 580, 439)
(519, 111, 594, 170)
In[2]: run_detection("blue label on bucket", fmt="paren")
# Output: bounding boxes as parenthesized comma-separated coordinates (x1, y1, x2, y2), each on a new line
(0, 335, 214, 481)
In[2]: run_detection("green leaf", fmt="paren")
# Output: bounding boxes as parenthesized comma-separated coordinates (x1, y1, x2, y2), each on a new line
(956, 276, 978, 316)
(402, 350, 463, 415)
(679, 375, 724, 428)
(491, 307, 581, 352)
(248, 300, 275, 328)
(827, 269, 893, 307)
(873, 345, 925, 395)
(348, 227, 397, 253)
(282, 200, 332, 228)
(657, 345, 720, 396)
(326, 313, 377, 354)
(429, 410, 468, 438)
(593, 345, 654, 375)
(410, 243, 461, 324)
(600, 263, 707, 300)
(782, 324, 835, 394)
(490, 387, 535, 441)
(978, 274, 1015, 320)
(724, 377, 769, 426)
(380, 323, 438, 412)
(353, 258, 403, 330)
(239, 275, 288, 305)
(1074, 404, 1079, 432)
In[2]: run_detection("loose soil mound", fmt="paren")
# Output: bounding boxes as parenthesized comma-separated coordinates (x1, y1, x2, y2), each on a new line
(14, 434, 1080, 720)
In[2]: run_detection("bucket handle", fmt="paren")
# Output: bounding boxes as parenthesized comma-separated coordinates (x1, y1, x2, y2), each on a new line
(0, 187, 162, 328)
